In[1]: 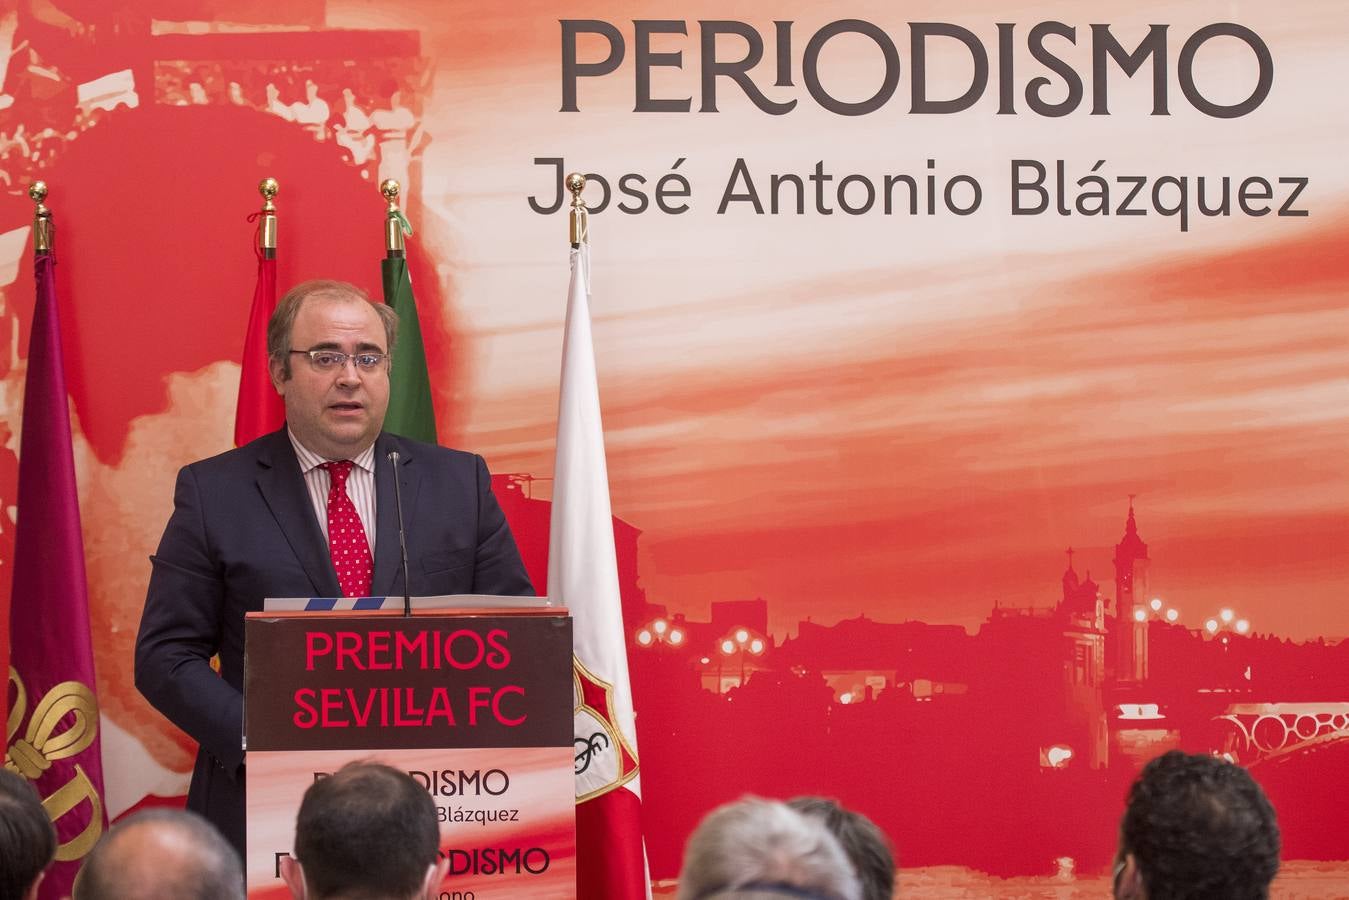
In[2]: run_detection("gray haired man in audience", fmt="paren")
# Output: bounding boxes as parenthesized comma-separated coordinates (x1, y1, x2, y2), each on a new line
(72, 808, 244, 900)
(676, 796, 861, 900)
(788, 797, 895, 900)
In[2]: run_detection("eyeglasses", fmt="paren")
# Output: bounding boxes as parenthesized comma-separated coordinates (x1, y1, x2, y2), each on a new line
(289, 349, 389, 372)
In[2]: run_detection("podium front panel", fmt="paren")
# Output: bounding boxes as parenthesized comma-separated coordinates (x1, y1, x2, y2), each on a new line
(243, 610, 576, 899)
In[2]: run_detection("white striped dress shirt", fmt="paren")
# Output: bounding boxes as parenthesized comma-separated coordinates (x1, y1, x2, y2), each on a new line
(287, 430, 377, 550)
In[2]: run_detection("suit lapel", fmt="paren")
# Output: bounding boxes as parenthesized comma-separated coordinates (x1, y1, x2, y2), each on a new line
(372, 433, 422, 597)
(255, 430, 341, 597)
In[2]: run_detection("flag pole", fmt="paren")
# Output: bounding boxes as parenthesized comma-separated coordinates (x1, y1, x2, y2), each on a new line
(30, 180, 52, 254)
(235, 177, 284, 445)
(553, 174, 651, 897)
(382, 179, 405, 259)
(378, 178, 435, 441)
(567, 173, 587, 248)
(14, 180, 110, 895)
(258, 177, 278, 259)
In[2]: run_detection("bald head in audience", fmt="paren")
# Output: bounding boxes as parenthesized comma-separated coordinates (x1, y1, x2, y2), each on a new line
(73, 809, 244, 900)
(677, 796, 861, 900)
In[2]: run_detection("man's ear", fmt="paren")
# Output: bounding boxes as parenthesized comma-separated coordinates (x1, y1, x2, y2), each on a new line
(22, 869, 44, 900)
(269, 355, 288, 394)
(1115, 853, 1145, 900)
(421, 857, 449, 899)
(279, 855, 307, 900)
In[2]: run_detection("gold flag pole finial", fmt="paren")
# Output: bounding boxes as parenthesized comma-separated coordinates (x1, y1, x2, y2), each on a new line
(566, 173, 587, 248)
(381, 179, 405, 258)
(29, 181, 52, 254)
(258, 178, 279, 259)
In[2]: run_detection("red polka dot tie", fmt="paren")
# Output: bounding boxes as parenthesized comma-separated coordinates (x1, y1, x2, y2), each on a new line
(320, 460, 372, 598)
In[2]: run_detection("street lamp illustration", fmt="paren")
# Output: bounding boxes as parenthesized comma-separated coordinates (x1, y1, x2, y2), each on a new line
(1143, 597, 1180, 624)
(719, 626, 766, 690)
(635, 617, 686, 649)
(1039, 744, 1074, 769)
(1205, 610, 1251, 638)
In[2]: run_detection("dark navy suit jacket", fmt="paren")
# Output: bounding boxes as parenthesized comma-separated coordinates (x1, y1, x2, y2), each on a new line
(134, 428, 534, 857)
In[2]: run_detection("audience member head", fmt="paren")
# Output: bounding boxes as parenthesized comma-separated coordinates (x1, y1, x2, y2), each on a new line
(72, 808, 243, 900)
(787, 797, 894, 900)
(1114, 750, 1279, 900)
(0, 769, 56, 900)
(676, 796, 861, 900)
(280, 761, 446, 900)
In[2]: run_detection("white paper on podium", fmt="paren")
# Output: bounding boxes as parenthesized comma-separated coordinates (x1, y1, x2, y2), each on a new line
(261, 594, 556, 612)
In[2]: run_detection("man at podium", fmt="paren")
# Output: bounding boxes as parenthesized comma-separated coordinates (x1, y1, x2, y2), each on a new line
(134, 280, 534, 859)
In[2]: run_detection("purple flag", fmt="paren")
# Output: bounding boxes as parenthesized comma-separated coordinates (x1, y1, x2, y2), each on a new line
(7, 252, 108, 899)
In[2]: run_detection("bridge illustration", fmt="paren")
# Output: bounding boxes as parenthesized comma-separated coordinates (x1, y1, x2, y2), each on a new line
(1212, 703, 1349, 766)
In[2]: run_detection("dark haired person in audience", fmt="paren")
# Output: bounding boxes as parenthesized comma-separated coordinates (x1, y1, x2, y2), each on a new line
(280, 761, 448, 900)
(72, 809, 244, 900)
(1113, 750, 1280, 900)
(0, 769, 56, 900)
(788, 796, 895, 900)
(676, 796, 861, 900)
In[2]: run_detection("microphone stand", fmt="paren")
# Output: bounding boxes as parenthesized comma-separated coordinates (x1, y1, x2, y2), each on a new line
(388, 450, 412, 617)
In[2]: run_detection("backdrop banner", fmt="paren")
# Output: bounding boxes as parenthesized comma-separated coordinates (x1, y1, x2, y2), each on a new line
(0, 2, 1344, 895)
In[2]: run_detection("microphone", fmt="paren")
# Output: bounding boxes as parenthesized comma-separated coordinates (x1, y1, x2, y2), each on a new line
(387, 450, 412, 617)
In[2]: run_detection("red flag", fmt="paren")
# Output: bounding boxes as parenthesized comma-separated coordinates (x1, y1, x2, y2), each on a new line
(7, 252, 108, 899)
(233, 252, 282, 445)
(548, 248, 648, 898)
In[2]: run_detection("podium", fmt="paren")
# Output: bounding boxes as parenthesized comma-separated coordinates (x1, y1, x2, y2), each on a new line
(242, 599, 576, 898)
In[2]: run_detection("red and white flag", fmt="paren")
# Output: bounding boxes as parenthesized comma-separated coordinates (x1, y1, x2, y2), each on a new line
(548, 248, 648, 898)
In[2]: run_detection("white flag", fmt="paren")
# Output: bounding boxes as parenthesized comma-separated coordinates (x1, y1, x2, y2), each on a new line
(549, 247, 648, 897)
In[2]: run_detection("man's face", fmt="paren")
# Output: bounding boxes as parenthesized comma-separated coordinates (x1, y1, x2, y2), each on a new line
(271, 293, 390, 460)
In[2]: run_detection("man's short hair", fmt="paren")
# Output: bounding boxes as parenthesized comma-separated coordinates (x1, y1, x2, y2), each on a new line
(0, 769, 56, 900)
(787, 797, 894, 900)
(1120, 750, 1279, 900)
(267, 280, 398, 378)
(73, 808, 243, 900)
(293, 762, 440, 900)
(676, 796, 861, 900)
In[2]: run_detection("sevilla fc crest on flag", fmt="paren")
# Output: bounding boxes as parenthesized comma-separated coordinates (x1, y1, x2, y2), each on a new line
(573, 657, 639, 801)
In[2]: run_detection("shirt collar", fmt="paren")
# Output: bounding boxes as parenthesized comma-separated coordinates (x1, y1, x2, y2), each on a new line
(287, 429, 377, 475)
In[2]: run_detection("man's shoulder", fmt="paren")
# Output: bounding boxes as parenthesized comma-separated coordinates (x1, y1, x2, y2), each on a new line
(379, 432, 480, 468)
(180, 430, 291, 479)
